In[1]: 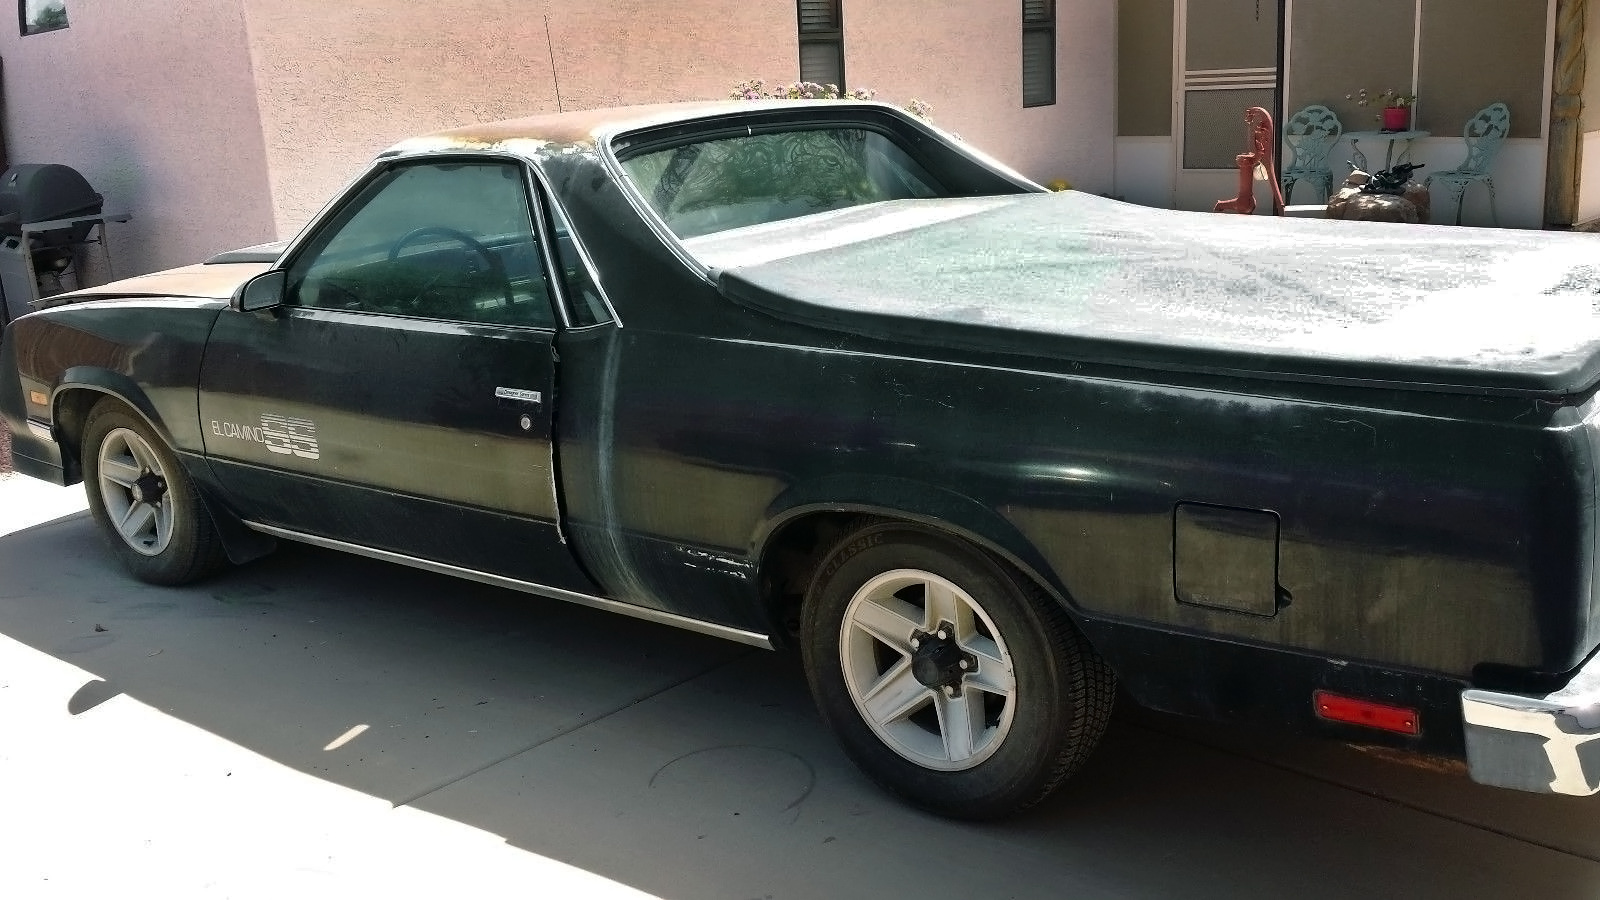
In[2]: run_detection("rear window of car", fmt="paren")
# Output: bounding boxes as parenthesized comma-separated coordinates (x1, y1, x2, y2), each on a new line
(618, 127, 944, 239)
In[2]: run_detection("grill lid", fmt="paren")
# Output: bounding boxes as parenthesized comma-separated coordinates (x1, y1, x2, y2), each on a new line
(0, 163, 103, 227)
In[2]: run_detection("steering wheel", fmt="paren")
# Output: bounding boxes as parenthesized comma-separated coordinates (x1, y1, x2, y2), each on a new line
(385, 226, 515, 312)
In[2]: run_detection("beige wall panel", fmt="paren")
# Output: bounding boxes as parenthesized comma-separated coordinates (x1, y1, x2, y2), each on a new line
(242, 0, 796, 236)
(1119, 0, 1175, 136)
(1185, 0, 1278, 70)
(1418, 0, 1548, 139)
(1288, 0, 1415, 136)
(1584, 0, 1600, 132)
(847, 0, 1117, 190)
(0, 0, 275, 277)
(1578, 0, 1598, 223)
(1582, 131, 1600, 222)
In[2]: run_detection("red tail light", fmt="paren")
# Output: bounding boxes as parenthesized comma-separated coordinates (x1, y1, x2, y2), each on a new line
(1313, 690, 1420, 735)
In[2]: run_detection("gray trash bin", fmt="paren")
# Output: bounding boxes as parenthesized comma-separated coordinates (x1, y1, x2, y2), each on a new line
(0, 237, 35, 325)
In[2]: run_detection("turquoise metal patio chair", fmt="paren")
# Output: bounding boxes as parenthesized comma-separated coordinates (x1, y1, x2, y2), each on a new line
(1279, 105, 1342, 204)
(1425, 102, 1510, 226)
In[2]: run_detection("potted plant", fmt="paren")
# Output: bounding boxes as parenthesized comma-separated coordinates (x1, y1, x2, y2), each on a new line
(1346, 88, 1419, 131)
(729, 80, 933, 119)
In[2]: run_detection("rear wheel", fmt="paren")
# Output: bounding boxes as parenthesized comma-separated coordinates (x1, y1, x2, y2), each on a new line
(82, 400, 227, 585)
(801, 520, 1114, 819)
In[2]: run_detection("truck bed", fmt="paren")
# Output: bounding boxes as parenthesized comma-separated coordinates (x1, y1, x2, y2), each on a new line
(708, 192, 1600, 397)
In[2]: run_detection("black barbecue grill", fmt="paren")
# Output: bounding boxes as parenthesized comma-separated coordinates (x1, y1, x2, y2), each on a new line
(0, 163, 124, 327)
(0, 164, 104, 244)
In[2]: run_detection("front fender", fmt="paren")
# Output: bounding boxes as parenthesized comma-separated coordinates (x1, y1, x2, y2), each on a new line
(13, 300, 222, 456)
(50, 368, 274, 565)
(57, 367, 172, 433)
(44, 368, 177, 485)
(1, 326, 69, 483)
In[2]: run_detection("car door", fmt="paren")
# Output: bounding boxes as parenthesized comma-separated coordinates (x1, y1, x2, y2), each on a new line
(197, 157, 597, 592)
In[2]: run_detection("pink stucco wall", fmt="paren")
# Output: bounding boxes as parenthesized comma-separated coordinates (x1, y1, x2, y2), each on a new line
(241, 0, 798, 236)
(0, 0, 274, 278)
(241, 0, 1117, 237)
(846, 0, 1116, 192)
(0, 2, 1118, 275)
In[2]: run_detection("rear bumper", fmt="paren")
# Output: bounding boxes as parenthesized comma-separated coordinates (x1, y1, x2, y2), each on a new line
(1462, 650, 1600, 796)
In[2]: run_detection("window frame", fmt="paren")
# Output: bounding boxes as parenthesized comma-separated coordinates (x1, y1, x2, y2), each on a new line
(1022, 0, 1056, 108)
(280, 155, 560, 330)
(796, 0, 845, 90)
(19, 0, 68, 36)
(604, 106, 1039, 279)
(530, 186, 619, 329)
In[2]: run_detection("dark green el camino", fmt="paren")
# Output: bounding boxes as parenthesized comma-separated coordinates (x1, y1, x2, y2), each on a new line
(5, 101, 1600, 817)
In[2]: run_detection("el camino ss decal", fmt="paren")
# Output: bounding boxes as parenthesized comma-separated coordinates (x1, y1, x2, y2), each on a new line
(211, 414, 321, 460)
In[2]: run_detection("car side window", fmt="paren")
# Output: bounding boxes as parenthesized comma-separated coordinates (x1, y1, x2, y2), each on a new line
(286, 161, 557, 328)
(544, 200, 611, 327)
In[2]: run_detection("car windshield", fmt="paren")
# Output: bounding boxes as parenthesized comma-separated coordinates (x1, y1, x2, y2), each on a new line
(619, 127, 944, 239)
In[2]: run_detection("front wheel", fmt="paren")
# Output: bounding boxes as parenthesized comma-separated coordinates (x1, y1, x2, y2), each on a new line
(801, 521, 1114, 819)
(82, 400, 228, 585)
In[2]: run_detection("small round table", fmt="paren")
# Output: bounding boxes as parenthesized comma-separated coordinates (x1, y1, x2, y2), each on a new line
(1345, 129, 1430, 172)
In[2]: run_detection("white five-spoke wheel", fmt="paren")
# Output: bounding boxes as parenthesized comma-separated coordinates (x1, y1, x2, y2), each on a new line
(96, 426, 176, 556)
(82, 400, 228, 585)
(802, 520, 1116, 820)
(841, 569, 1016, 771)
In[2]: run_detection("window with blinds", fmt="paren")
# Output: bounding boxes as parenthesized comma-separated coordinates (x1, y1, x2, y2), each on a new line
(1022, 0, 1055, 107)
(797, 0, 844, 89)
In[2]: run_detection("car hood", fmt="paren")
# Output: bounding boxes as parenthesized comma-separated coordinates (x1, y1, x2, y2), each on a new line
(37, 260, 272, 308)
(709, 192, 1600, 396)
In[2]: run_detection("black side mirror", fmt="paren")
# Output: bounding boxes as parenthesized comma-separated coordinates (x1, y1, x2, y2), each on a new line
(234, 270, 286, 312)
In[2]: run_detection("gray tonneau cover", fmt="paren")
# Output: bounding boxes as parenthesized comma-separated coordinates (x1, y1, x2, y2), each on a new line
(709, 192, 1600, 396)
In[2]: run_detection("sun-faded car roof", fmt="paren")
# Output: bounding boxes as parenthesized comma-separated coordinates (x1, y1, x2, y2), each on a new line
(386, 99, 884, 157)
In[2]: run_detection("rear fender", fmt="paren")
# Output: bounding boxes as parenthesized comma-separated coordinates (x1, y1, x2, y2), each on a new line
(755, 474, 1075, 615)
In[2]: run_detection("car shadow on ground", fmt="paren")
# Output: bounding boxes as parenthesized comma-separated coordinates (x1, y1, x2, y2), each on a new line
(1, 513, 1597, 899)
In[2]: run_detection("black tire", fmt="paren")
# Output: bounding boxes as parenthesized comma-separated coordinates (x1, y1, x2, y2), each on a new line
(800, 520, 1114, 819)
(81, 400, 228, 585)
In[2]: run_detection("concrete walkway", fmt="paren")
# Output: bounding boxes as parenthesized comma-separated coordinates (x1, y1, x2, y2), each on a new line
(1, 473, 1597, 898)
(0, 471, 90, 535)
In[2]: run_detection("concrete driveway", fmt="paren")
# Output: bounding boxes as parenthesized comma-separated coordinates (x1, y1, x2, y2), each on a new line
(2, 475, 1598, 899)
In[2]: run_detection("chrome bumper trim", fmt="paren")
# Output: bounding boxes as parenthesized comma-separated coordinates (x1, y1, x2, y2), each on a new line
(242, 521, 775, 650)
(1461, 651, 1600, 796)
